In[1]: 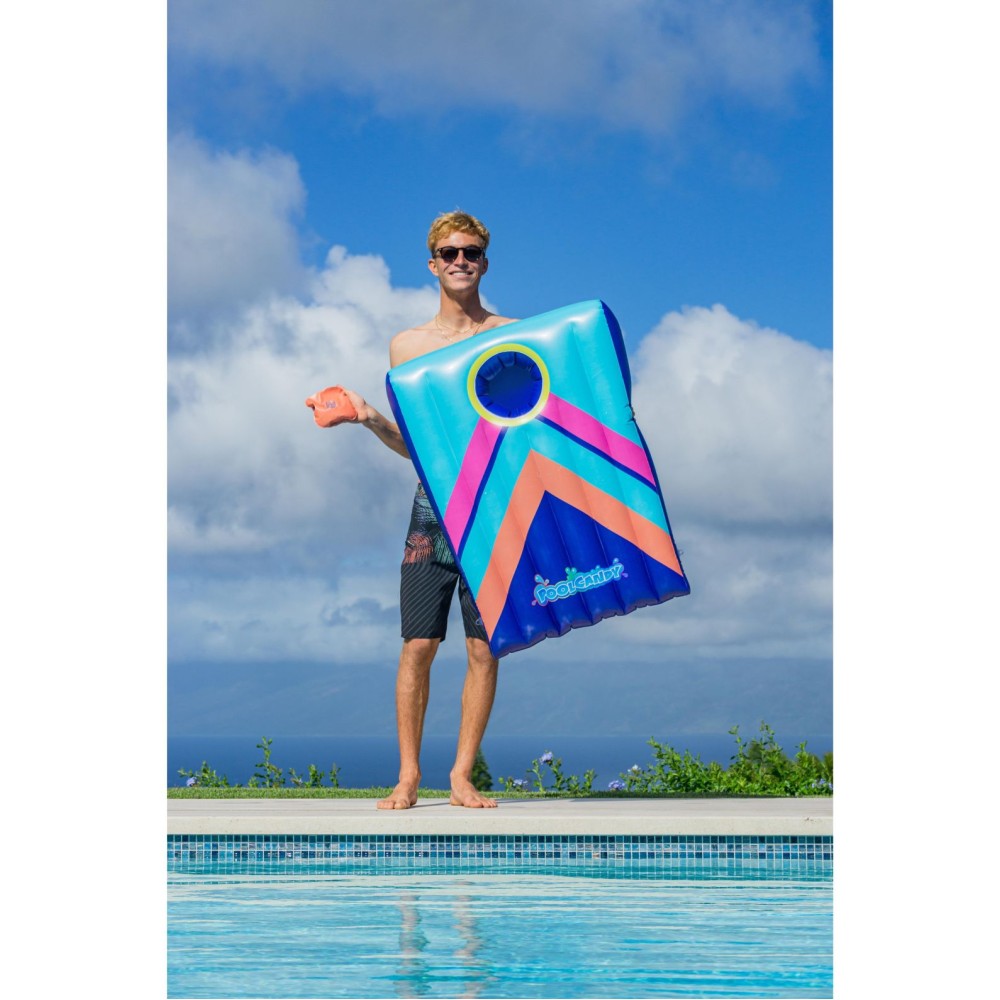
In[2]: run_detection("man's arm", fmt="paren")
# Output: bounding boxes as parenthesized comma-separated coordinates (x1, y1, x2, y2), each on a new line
(337, 387, 409, 459)
(326, 329, 424, 458)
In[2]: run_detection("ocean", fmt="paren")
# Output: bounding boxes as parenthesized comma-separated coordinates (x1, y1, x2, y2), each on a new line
(167, 731, 833, 789)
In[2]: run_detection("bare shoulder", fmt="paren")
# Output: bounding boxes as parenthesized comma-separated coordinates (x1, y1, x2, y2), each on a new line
(389, 322, 437, 368)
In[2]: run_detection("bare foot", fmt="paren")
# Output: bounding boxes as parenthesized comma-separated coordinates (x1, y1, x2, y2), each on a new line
(449, 775, 498, 808)
(377, 779, 419, 810)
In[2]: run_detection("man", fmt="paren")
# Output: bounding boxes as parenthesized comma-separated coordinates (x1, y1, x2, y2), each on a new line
(332, 211, 517, 809)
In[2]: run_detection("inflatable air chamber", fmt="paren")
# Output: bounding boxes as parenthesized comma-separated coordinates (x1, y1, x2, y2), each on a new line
(386, 300, 689, 658)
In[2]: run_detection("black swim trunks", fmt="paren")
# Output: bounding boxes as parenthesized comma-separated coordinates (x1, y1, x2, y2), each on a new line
(400, 482, 488, 642)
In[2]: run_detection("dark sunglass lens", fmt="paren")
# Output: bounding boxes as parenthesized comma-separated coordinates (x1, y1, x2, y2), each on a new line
(437, 246, 483, 263)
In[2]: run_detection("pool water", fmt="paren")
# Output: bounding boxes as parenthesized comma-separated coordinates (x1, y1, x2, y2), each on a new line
(168, 870, 832, 998)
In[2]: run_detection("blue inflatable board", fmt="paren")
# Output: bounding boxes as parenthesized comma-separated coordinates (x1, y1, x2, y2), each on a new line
(386, 300, 690, 658)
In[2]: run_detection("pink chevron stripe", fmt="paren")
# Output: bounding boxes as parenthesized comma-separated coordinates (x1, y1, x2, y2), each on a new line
(542, 394, 655, 484)
(443, 418, 503, 543)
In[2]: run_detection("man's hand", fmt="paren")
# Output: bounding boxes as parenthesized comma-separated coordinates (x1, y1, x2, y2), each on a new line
(305, 385, 361, 427)
(307, 384, 407, 456)
(340, 386, 370, 422)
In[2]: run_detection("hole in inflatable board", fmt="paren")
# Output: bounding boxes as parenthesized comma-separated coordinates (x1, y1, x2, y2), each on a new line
(474, 350, 544, 419)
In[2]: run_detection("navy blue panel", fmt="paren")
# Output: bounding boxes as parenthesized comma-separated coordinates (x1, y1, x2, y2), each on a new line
(601, 301, 632, 398)
(491, 493, 689, 657)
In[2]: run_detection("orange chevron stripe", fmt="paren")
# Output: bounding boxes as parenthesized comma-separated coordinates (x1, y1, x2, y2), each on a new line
(475, 451, 682, 636)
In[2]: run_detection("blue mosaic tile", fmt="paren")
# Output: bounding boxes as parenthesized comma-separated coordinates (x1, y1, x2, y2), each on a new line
(168, 833, 832, 878)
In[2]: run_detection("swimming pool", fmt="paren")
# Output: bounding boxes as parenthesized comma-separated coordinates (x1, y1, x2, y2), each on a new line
(168, 834, 832, 998)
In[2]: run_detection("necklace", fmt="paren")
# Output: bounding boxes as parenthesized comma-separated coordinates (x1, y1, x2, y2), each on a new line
(434, 312, 488, 341)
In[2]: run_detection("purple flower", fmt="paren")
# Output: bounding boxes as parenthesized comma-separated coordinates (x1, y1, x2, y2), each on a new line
(186, 777, 198, 787)
(540, 751, 554, 765)
(608, 779, 626, 791)
(512, 779, 528, 790)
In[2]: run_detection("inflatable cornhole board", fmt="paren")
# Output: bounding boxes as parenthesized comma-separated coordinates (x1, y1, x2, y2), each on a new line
(386, 299, 689, 658)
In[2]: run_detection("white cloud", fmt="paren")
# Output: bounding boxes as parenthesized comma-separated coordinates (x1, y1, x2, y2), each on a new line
(168, 246, 434, 561)
(167, 571, 404, 665)
(587, 522, 832, 662)
(169, 0, 820, 136)
(632, 303, 832, 529)
(168, 133, 309, 331)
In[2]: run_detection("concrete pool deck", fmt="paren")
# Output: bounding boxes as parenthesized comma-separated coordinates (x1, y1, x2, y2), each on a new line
(168, 797, 832, 837)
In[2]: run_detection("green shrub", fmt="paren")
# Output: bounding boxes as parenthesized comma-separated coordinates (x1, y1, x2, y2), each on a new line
(178, 736, 340, 789)
(175, 724, 831, 796)
(618, 722, 832, 796)
(471, 748, 493, 791)
(500, 750, 595, 793)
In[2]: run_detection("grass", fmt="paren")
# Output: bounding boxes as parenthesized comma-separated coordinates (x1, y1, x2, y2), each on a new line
(168, 786, 637, 800)
(167, 786, 823, 800)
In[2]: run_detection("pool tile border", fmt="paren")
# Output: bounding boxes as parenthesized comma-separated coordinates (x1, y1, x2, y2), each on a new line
(168, 833, 832, 875)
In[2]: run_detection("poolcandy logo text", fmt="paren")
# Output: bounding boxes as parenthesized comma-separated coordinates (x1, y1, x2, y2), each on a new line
(532, 560, 626, 606)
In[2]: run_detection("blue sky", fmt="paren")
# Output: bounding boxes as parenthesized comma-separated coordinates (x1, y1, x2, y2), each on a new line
(168, 1, 832, 348)
(165, 0, 833, 743)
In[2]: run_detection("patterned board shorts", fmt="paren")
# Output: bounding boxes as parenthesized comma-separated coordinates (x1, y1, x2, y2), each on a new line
(400, 482, 488, 642)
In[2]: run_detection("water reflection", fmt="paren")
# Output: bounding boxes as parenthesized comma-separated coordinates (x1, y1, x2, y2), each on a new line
(395, 885, 496, 998)
(397, 891, 430, 997)
(452, 893, 492, 997)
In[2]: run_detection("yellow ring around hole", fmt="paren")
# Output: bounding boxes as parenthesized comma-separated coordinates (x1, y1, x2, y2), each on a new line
(466, 342, 551, 427)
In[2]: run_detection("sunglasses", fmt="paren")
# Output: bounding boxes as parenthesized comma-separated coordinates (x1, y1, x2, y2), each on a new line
(434, 245, 485, 263)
